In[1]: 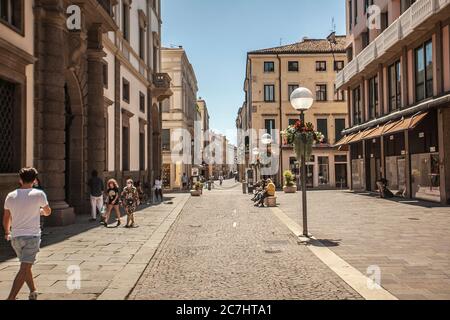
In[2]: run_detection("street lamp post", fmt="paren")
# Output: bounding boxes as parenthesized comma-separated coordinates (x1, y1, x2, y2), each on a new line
(252, 147, 260, 182)
(261, 133, 273, 181)
(290, 87, 314, 237)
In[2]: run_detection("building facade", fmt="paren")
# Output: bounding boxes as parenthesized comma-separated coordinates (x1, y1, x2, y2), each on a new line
(161, 47, 199, 190)
(0, 0, 171, 226)
(335, 0, 450, 204)
(197, 99, 213, 179)
(243, 36, 350, 188)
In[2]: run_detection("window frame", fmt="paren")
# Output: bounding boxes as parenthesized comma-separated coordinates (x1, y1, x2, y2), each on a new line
(368, 75, 379, 120)
(388, 60, 401, 112)
(139, 91, 146, 113)
(415, 40, 433, 102)
(334, 84, 345, 101)
(352, 86, 362, 125)
(317, 118, 328, 143)
(264, 84, 275, 102)
(263, 61, 275, 73)
(316, 84, 328, 101)
(288, 61, 299, 72)
(0, 0, 24, 35)
(316, 61, 327, 72)
(288, 84, 299, 101)
(334, 60, 345, 72)
(335, 118, 346, 143)
(122, 78, 130, 103)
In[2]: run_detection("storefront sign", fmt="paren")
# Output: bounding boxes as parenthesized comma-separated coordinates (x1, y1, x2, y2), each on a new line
(401, 150, 406, 155)
(390, 135, 394, 141)
(430, 147, 436, 153)
(419, 132, 425, 138)
(191, 168, 199, 177)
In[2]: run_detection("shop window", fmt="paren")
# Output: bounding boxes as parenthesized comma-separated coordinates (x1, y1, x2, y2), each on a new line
(318, 156, 330, 186)
(411, 153, 440, 202)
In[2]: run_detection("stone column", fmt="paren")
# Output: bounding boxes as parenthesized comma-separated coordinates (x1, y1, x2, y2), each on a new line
(377, 64, 384, 117)
(401, 46, 409, 108)
(114, 57, 121, 184)
(438, 108, 450, 205)
(147, 89, 154, 189)
(35, 2, 75, 226)
(87, 24, 106, 178)
(404, 130, 412, 199)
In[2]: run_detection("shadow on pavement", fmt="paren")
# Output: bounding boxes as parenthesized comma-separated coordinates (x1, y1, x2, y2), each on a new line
(349, 191, 448, 209)
(313, 239, 342, 247)
(0, 197, 176, 263)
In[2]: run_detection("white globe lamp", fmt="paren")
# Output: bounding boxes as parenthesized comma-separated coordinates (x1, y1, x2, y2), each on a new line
(290, 87, 314, 111)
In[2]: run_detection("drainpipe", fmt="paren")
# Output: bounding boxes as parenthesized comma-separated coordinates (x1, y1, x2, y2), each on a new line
(277, 54, 283, 187)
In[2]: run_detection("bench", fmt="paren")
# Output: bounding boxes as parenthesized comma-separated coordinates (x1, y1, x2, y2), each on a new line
(264, 196, 277, 207)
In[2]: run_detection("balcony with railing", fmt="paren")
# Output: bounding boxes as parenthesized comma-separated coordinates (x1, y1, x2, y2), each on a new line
(153, 73, 173, 101)
(336, 0, 450, 89)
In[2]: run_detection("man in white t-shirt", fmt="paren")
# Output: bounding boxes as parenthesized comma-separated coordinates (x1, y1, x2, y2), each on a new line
(3, 167, 52, 300)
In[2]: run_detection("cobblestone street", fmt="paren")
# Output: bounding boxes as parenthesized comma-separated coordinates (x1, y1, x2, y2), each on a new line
(129, 182, 361, 300)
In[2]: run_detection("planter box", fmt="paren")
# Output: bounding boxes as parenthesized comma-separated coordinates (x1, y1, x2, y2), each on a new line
(190, 190, 202, 197)
(283, 186, 297, 193)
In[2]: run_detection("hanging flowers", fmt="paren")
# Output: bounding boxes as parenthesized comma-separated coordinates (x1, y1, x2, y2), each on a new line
(281, 120, 324, 160)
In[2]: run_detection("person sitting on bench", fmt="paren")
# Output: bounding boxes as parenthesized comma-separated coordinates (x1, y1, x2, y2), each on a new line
(256, 179, 275, 207)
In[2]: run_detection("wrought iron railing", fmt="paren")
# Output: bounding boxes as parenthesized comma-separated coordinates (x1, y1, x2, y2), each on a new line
(154, 73, 171, 89)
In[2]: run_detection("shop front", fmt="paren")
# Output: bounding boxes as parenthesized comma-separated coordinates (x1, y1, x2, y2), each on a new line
(409, 111, 440, 202)
(384, 132, 407, 197)
(350, 142, 365, 191)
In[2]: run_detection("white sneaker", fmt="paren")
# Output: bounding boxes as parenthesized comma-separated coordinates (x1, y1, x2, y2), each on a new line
(29, 292, 38, 300)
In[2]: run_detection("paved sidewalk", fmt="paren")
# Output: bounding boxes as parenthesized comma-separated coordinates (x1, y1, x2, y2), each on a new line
(0, 194, 189, 300)
(129, 183, 361, 300)
(276, 190, 450, 300)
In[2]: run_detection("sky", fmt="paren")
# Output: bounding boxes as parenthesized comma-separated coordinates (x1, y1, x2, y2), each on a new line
(162, 0, 346, 144)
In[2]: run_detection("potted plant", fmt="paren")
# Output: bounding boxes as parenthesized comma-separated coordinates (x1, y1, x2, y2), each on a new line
(281, 120, 324, 161)
(283, 170, 297, 193)
(190, 182, 203, 197)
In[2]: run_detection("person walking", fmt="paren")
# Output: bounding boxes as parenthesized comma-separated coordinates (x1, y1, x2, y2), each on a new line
(3, 167, 52, 300)
(121, 179, 140, 228)
(87, 170, 104, 222)
(101, 179, 122, 227)
(219, 175, 224, 186)
(154, 177, 163, 203)
(182, 173, 188, 191)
